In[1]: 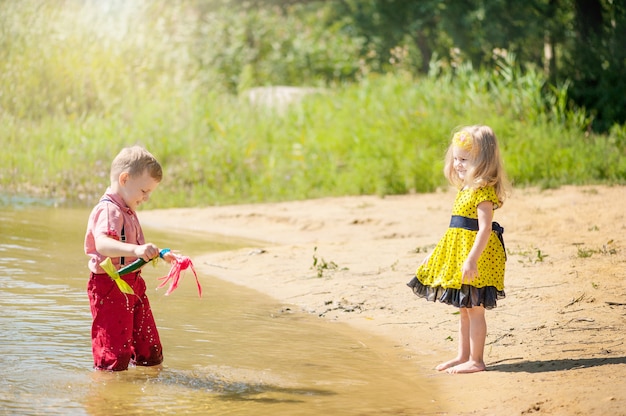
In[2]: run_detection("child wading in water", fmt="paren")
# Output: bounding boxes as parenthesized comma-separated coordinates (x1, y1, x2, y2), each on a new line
(84, 146, 177, 371)
(407, 125, 510, 374)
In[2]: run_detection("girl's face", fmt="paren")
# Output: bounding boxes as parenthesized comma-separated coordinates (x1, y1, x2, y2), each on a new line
(452, 146, 474, 182)
(118, 170, 160, 211)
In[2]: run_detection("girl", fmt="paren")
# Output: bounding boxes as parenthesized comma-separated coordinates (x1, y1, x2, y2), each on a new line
(407, 125, 511, 374)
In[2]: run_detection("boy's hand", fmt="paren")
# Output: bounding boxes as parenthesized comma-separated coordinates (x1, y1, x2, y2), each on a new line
(134, 243, 160, 262)
(162, 250, 178, 263)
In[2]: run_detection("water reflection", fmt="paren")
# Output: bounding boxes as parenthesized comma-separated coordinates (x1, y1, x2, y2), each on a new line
(0, 206, 437, 415)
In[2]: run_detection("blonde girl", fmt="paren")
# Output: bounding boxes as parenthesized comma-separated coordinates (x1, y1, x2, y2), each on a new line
(407, 125, 511, 374)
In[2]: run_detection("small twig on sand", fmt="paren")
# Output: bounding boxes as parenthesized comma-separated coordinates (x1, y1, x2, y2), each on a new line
(488, 333, 513, 345)
(564, 293, 586, 307)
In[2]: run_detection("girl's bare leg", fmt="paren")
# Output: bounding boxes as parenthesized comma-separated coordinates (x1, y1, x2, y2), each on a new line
(436, 308, 470, 371)
(448, 306, 487, 374)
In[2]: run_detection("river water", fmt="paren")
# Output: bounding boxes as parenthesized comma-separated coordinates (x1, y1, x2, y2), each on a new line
(0, 204, 438, 415)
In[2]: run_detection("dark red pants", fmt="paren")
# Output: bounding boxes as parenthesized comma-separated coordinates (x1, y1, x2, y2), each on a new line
(88, 272, 163, 371)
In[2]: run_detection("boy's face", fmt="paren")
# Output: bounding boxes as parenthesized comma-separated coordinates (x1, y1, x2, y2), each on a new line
(118, 170, 160, 211)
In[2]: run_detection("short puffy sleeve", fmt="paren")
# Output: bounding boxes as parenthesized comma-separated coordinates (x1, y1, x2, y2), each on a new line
(473, 186, 500, 209)
(85, 201, 125, 273)
(94, 202, 123, 240)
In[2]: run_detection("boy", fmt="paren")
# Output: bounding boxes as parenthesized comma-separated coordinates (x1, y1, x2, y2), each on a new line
(84, 145, 174, 371)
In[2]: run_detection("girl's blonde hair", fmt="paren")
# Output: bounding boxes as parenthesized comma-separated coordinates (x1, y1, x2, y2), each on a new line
(443, 125, 511, 207)
(110, 145, 163, 183)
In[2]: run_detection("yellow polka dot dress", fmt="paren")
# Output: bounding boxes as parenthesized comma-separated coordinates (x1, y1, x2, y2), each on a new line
(407, 186, 506, 309)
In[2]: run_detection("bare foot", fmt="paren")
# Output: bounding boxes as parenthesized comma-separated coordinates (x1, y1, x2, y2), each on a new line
(446, 360, 486, 374)
(435, 357, 467, 371)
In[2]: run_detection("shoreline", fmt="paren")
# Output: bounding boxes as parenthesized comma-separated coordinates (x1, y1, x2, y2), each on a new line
(140, 185, 626, 415)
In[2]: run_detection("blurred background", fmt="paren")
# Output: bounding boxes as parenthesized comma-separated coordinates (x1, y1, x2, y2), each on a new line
(1, 0, 624, 208)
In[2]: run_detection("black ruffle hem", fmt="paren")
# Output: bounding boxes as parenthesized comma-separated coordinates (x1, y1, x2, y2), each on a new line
(407, 276, 505, 310)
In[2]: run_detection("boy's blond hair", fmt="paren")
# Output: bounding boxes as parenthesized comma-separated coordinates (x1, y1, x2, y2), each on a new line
(443, 125, 511, 207)
(110, 146, 163, 183)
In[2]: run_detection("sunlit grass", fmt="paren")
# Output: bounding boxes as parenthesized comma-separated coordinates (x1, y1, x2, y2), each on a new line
(0, 1, 624, 208)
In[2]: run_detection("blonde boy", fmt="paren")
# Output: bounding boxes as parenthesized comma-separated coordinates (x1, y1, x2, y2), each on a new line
(84, 146, 173, 371)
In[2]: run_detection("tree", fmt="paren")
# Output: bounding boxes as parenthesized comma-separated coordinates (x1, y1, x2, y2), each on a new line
(563, 0, 626, 131)
(324, 0, 446, 74)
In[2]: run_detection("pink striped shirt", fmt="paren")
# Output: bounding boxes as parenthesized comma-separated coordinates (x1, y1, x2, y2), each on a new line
(84, 189, 146, 274)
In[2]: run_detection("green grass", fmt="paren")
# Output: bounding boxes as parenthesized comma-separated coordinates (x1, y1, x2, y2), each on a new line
(0, 2, 624, 209)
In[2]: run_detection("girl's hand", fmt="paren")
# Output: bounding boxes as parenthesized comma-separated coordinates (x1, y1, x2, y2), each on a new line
(461, 257, 478, 283)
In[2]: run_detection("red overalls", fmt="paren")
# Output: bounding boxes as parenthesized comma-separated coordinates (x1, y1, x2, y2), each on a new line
(85, 191, 163, 371)
(88, 271, 163, 371)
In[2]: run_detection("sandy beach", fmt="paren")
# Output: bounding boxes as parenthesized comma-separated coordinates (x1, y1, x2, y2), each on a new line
(140, 185, 626, 415)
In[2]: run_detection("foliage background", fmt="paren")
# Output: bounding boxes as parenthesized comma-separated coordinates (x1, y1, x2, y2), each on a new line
(0, 0, 624, 208)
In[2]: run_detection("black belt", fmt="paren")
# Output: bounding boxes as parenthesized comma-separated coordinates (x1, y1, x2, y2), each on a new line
(449, 215, 506, 260)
